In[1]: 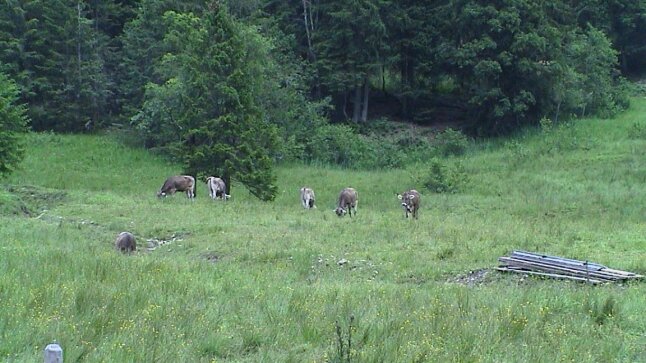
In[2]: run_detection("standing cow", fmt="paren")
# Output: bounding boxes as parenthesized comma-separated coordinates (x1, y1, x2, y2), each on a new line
(300, 187, 316, 209)
(335, 187, 358, 217)
(206, 176, 230, 200)
(397, 189, 421, 219)
(157, 175, 196, 199)
(115, 231, 136, 253)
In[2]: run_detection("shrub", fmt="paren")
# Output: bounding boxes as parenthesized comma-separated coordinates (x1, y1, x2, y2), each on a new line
(629, 122, 646, 140)
(416, 158, 469, 193)
(434, 128, 470, 157)
(305, 124, 407, 169)
(305, 124, 366, 167)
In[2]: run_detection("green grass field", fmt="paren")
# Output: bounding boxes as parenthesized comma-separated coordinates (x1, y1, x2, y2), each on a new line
(1, 100, 645, 362)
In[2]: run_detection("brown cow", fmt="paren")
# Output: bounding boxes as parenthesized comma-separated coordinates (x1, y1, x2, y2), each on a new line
(206, 176, 230, 200)
(300, 187, 316, 209)
(115, 231, 136, 253)
(335, 187, 358, 217)
(397, 189, 421, 219)
(157, 175, 196, 199)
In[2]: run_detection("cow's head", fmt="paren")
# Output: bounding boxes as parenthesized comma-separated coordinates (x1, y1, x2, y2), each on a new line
(335, 207, 347, 216)
(157, 190, 166, 198)
(397, 193, 415, 212)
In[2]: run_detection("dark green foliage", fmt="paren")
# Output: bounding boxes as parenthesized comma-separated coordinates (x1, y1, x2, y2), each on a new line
(0, 72, 28, 176)
(118, 0, 207, 124)
(0, 1, 119, 131)
(573, 0, 646, 75)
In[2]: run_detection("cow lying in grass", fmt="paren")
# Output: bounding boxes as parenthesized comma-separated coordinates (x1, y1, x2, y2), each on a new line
(335, 187, 358, 217)
(206, 176, 230, 200)
(157, 175, 196, 199)
(300, 187, 316, 209)
(397, 189, 420, 219)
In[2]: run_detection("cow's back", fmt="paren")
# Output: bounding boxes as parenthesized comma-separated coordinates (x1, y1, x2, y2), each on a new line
(159, 175, 195, 198)
(115, 231, 136, 253)
(339, 187, 358, 207)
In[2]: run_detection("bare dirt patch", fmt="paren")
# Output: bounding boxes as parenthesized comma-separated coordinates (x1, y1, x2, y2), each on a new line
(448, 268, 492, 286)
(202, 252, 220, 263)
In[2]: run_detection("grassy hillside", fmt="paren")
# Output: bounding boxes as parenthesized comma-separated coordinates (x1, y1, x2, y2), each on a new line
(1, 100, 645, 362)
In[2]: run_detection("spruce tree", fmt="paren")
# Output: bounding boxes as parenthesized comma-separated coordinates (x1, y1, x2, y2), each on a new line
(0, 72, 28, 176)
(135, 1, 279, 201)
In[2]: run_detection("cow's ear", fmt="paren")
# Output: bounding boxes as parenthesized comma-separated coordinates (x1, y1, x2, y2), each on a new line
(397, 194, 403, 200)
(409, 195, 415, 200)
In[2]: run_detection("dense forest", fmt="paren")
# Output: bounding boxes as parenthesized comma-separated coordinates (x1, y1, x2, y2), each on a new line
(1, 0, 644, 199)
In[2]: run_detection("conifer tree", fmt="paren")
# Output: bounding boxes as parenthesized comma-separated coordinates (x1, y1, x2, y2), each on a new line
(0, 72, 28, 176)
(135, 1, 279, 201)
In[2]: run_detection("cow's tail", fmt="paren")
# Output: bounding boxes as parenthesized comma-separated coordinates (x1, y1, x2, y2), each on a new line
(192, 177, 197, 198)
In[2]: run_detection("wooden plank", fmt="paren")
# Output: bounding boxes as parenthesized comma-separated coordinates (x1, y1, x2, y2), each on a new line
(511, 250, 607, 269)
(500, 257, 622, 281)
(499, 257, 622, 281)
(599, 267, 643, 278)
(511, 250, 607, 271)
(501, 256, 642, 280)
(496, 267, 604, 284)
(502, 255, 629, 279)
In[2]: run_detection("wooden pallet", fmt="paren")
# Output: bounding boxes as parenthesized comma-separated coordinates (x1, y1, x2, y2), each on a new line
(496, 250, 643, 284)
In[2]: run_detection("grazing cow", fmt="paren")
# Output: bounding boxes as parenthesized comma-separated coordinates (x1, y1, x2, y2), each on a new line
(300, 187, 316, 209)
(157, 175, 196, 199)
(206, 176, 230, 200)
(115, 231, 136, 253)
(335, 187, 358, 217)
(397, 189, 421, 219)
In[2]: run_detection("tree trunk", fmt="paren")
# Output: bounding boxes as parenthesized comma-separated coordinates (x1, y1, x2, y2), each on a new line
(302, 0, 322, 98)
(352, 85, 361, 122)
(224, 174, 231, 196)
(381, 64, 386, 93)
(360, 76, 369, 122)
(76, 1, 82, 101)
(400, 47, 409, 118)
(620, 48, 627, 73)
(342, 92, 349, 120)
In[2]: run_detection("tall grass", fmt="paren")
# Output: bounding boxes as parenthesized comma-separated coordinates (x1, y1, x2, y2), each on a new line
(0, 100, 645, 362)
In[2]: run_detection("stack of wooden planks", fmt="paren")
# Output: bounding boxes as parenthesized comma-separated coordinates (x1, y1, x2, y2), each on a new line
(497, 250, 643, 284)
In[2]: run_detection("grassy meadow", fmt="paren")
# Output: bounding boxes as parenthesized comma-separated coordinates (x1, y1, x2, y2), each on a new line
(1, 100, 645, 362)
